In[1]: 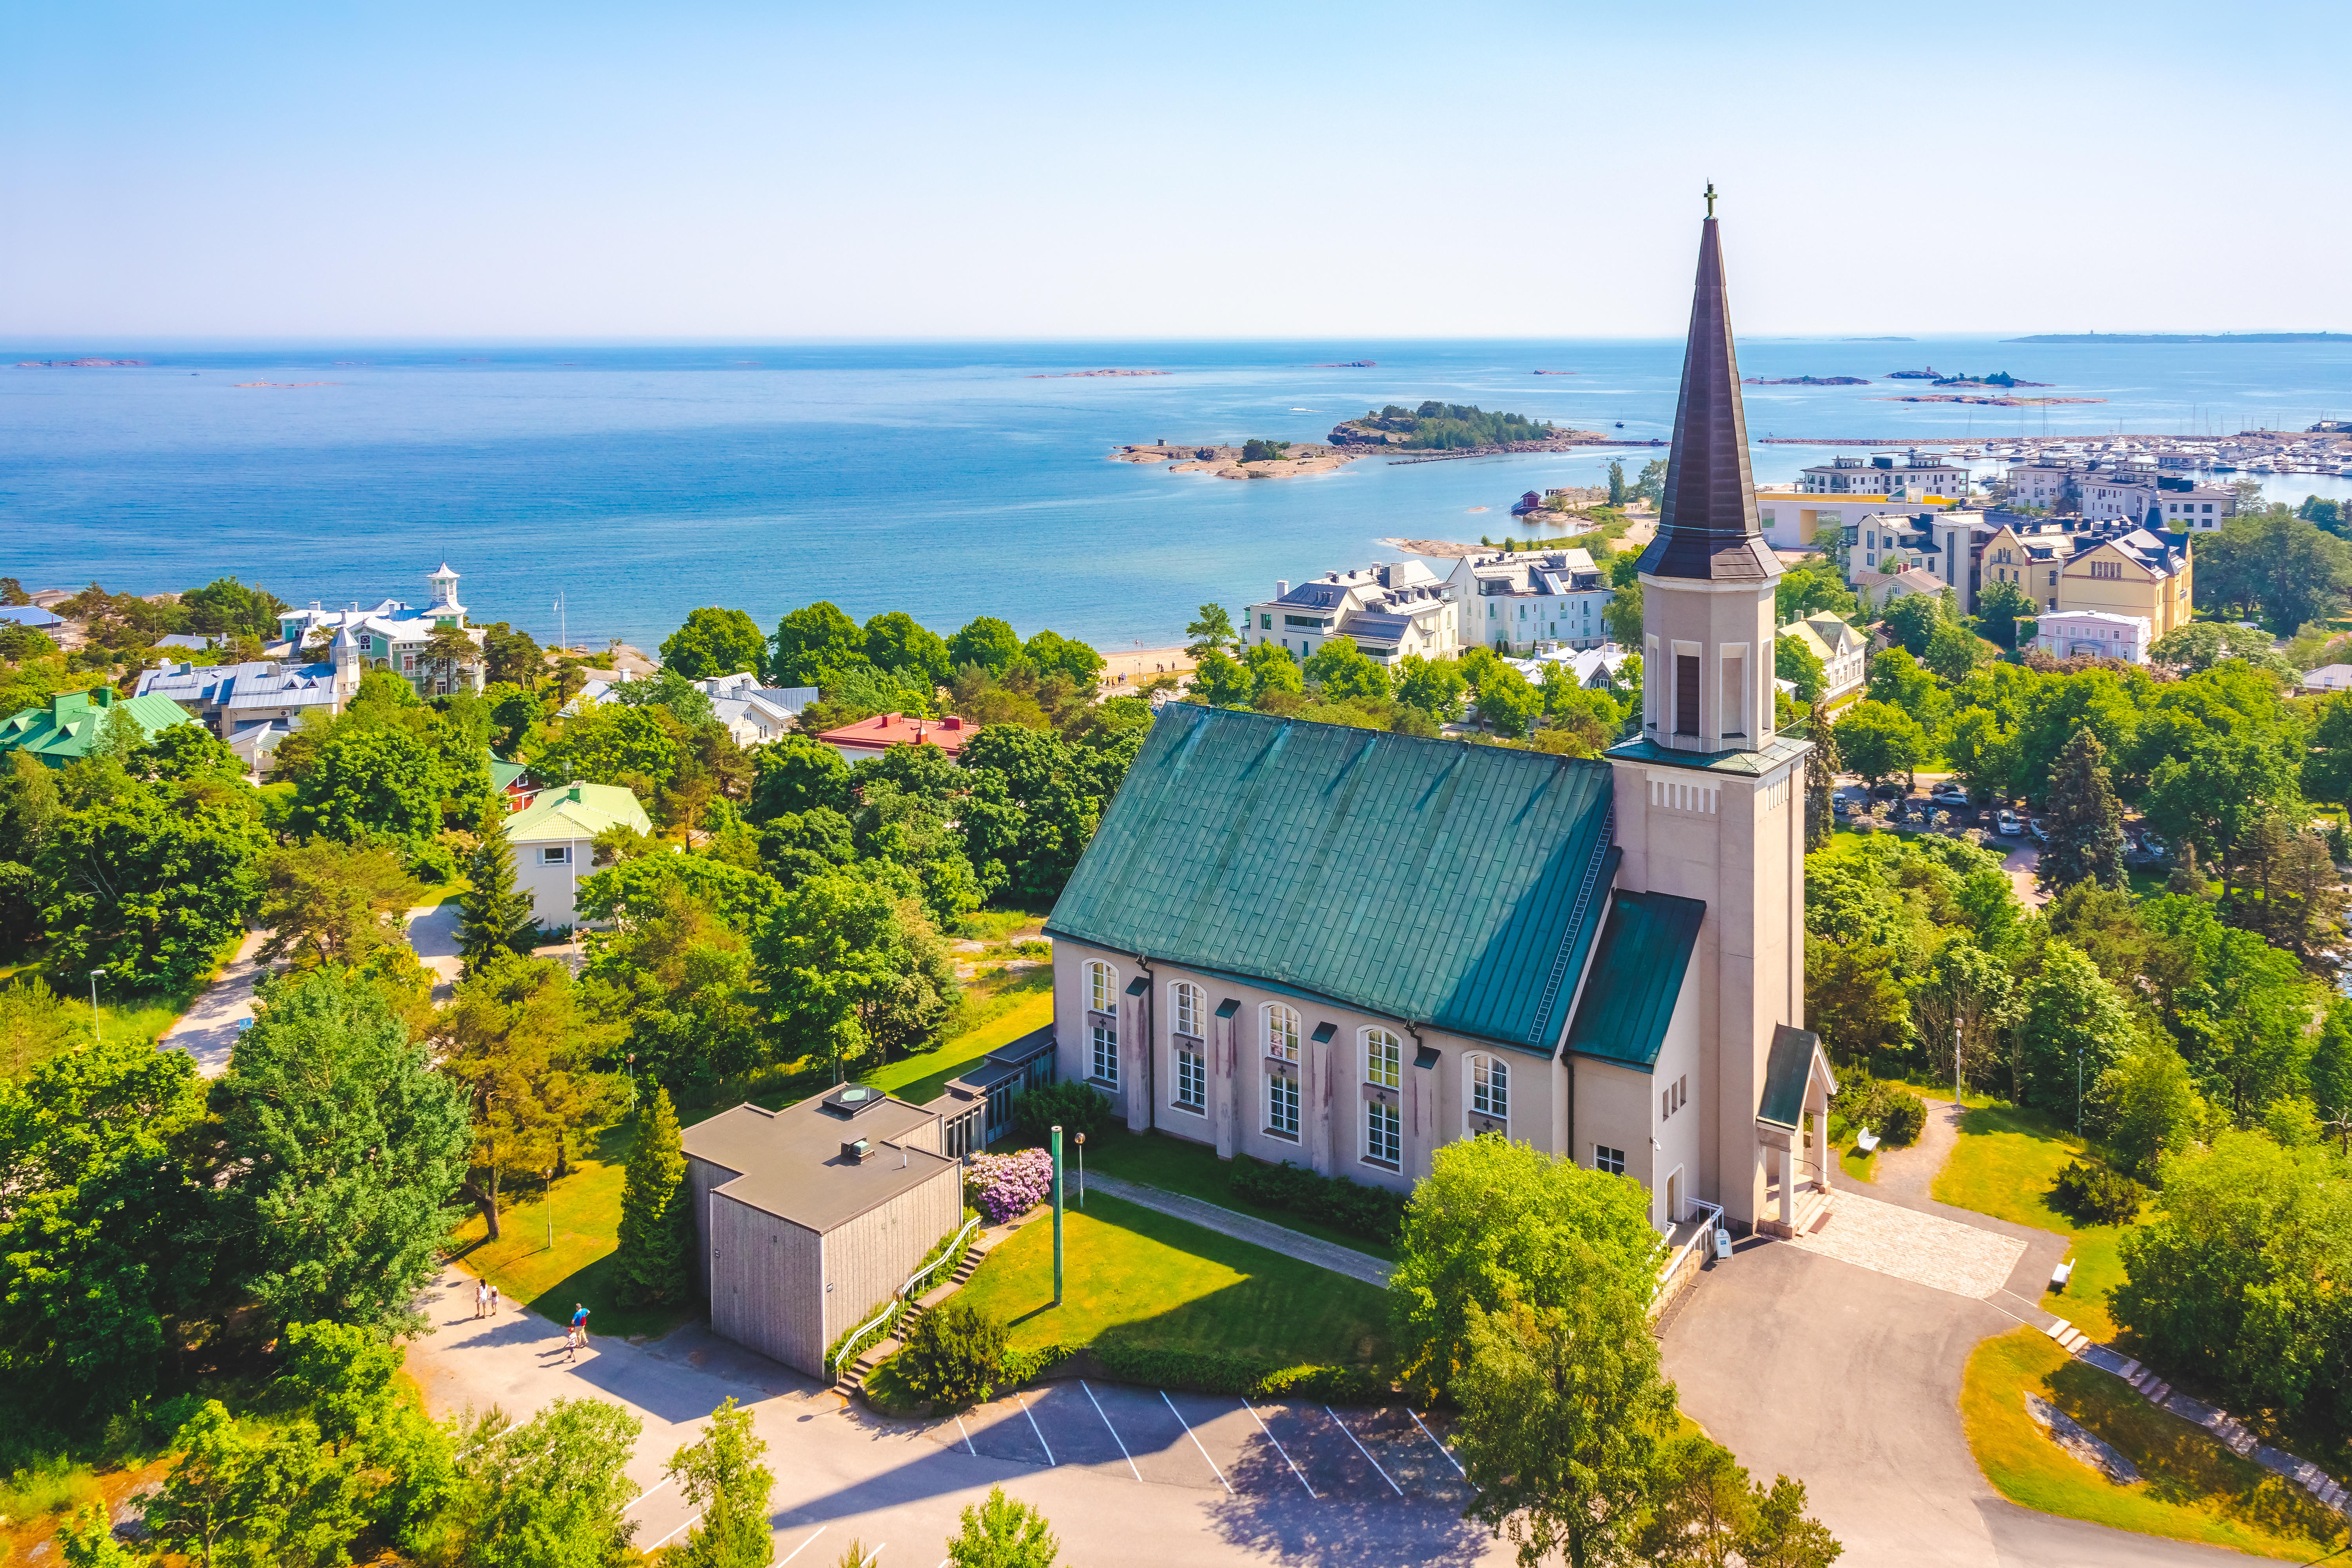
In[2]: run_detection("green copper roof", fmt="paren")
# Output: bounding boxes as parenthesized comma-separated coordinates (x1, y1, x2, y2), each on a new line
(1563, 889, 1706, 1070)
(1759, 1024, 1831, 1130)
(505, 781, 651, 841)
(0, 687, 195, 766)
(489, 755, 529, 792)
(1606, 732, 1812, 777)
(1046, 704, 1619, 1055)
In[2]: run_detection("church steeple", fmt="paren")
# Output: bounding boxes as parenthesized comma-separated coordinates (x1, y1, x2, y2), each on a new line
(1635, 207, 1779, 584)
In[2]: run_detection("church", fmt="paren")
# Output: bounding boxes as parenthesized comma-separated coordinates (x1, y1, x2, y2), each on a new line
(1044, 208, 1837, 1240)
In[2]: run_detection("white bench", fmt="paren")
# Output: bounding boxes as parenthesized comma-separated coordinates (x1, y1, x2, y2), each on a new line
(2051, 1260, 2074, 1292)
(1854, 1127, 1880, 1152)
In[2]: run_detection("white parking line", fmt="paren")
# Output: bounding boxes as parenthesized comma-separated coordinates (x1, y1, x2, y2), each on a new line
(954, 1415, 976, 1456)
(779, 1526, 827, 1564)
(622, 1474, 673, 1511)
(1080, 1380, 1143, 1481)
(1325, 1406, 1404, 1496)
(650, 1512, 705, 1549)
(1017, 1391, 1056, 1465)
(1161, 1390, 1233, 1495)
(1241, 1399, 1316, 1498)
(1409, 1408, 1467, 1477)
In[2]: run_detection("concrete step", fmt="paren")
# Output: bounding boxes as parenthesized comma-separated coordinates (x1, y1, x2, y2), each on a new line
(2043, 1318, 2073, 1343)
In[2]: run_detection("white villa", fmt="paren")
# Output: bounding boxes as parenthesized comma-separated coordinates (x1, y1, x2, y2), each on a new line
(1242, 560, 1459, 666)
(2034, 610, 2151, 664)
(505, 782, 653, 931)
(1446, 547, 1616, 653)
(1779, 612, 1868, 700)
(577, 670, 819, 747)
(274, 564, 486, 699)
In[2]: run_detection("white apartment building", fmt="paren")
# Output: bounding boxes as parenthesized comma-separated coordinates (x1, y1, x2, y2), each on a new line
(2034, 610, 2151, 664)
(2002, 461, 2073, 510)
(273, 564, 486, 699)
(1244, 559, 1459, 664)
(1798, 450, 1971, 501)
(1754, 492, 1908, 551)
(1445, 548, 1616, 653)
(577, 669, 818, 747)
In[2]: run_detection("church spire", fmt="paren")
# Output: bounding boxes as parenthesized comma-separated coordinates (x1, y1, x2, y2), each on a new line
(1634, 202, 1779, 583)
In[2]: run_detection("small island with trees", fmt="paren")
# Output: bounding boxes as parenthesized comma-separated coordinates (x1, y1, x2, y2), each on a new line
(1328, 401, 1607, 452)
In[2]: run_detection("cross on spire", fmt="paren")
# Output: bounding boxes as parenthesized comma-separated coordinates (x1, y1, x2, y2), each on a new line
(1704, 182, 1717, 218)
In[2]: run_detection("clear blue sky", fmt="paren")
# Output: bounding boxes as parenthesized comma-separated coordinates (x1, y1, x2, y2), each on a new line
(4, 0, 2341, 339)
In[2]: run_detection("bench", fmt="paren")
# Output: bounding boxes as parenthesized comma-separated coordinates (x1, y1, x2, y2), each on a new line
(2051, 1260, 2074, 1292)
(1854, 1127, 1880, 1152)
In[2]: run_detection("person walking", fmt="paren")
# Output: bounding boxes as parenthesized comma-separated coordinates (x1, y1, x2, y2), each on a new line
(475, 1279, 488, 1319)
(567, 1303, 590, 1361)
(487, 1282, 500, 1315)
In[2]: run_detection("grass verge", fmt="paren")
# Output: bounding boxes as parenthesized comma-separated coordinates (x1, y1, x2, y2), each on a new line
(953, 1192, 1388, 1369)
(1933, 1102, 2131, 1338)
(1074, 1125, 1398, 1262)
(1963, 1328, 2341, 1560)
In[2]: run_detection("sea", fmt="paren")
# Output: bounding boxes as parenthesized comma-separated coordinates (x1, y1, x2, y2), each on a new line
(5, 336, 2352, 653)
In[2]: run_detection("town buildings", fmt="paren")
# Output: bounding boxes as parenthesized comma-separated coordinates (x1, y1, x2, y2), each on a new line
(273, 564, 486, 699)
(1242, 559, 1460, 665)
(1754, 492, 1907, 552)
(813, 711, 975, 763)
(2004, 459, 2234, 531)
(1796, 450, 1971, 501)
(1043, 211, 1835, 1242)
(1778, 612, 1868, 700)
(2033, 610, 2151, 663)
(1980, 519, 2192, 634)
(578, 670, 818, 747)
(1444, 548, 1615, 653)
(0, 686, 193, 766)
(503, 782, 652, 931)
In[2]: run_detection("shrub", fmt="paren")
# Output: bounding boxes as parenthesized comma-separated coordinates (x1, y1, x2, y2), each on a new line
(1834, 1076, 1926, 1148)
(896, 1300, 1008, 1410)
(2052, 1159, 2144, 1225)
(1229, 1157, 1408, 1243)
(1013, 1080, 1112, 1145)
(966, 1148, 1054, 1224)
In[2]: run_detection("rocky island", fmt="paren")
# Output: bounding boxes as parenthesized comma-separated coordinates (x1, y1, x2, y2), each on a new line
(1025, 368, 1172, 378)
(1327, 401, 1611, 454)
(1742, 375, 1869, 386)
(1109, 441, 1369, 479)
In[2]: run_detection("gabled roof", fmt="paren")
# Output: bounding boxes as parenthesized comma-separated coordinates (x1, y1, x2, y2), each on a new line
(0, 688, 194, 765)
(505, 781, 651, 842)
(1636, 216, 1780, 584)
(1563, 889, 1706, 1070)
(1759, 1024, 1835, 1130)
(1047, 704, 1620, 1054)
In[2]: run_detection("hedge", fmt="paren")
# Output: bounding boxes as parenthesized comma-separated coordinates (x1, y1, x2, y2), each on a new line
(1229, 1156, 1408, 1243)
(987, 1341, 1383, 1403)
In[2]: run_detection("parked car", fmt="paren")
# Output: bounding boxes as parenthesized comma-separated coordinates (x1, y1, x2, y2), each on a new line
(1996, 809, 2023, 836)
(2140, 829, 2168, 859)
(1833, 795, 1854, 817)
(2027, 818, 2049, 844)
(1929, 782, 1969, 806)
(1870, 781, 1905, 800)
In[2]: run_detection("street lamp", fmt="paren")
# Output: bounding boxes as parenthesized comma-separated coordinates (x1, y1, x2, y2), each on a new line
(89, 969, 106, 1047)
(543, 1169, 556, 1252)
(1075, 1132, 1086, 1210)
(2075, 1049, 2085, 1136)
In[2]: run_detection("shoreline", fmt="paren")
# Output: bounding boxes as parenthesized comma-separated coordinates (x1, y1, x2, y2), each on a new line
(1109, 442, 1371, 480)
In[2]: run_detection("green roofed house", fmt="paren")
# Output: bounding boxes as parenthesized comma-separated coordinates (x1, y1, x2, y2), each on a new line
(0, 685, 196, 767)
(505, 781, 652, 931)
(1045, 206, 1835, 1244)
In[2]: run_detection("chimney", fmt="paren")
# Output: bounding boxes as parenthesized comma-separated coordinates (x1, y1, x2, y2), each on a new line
(1276, 580, 1289, 597)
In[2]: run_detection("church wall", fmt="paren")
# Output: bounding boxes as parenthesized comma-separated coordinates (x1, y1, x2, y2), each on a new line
(1650, 956, 1706, 1225)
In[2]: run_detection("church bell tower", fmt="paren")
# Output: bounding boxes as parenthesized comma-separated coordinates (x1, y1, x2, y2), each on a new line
(1607, 194, 1821, 1235)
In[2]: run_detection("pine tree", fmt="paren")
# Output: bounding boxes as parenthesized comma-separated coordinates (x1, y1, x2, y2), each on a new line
(616, 1086, 693, 1305)
(2041, 730, 2125, 891)
(458, 799, 538, 969)
(1803, 699, 1840, 851)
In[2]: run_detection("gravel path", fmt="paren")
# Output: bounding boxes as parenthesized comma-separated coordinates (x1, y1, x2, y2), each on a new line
(154, 928, 268, 1078)
(1867, 1093, 1965, 1203)
(1082, 1174, 1392, 1289)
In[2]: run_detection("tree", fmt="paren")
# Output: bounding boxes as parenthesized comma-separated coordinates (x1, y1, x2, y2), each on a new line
(661, 608, 768, 681)
(257, 840, 421, 971)
(1775, 565, 1859, 626)
(1388, 1136, 1661, 1399)
(2090, 1037, 2203, 1181)
(947, 616, 1023, 677)
(2137, 895, 2312, 1123)
(1183, 604, 1237, 660)
(1474, 663, 1541, 739)
(1803, 700, 1840, 851)
(215, 965, 470, 1332)
(1601, 578, 1643, 645)
(434, 954, 614, 1240)
(1638, 1435, 1842, 1568)
(536, 702, 678, 793)
(2040, 730, 2124, 891)
(768, 602, 868, 686)
(755, 863, 958, 1081)
(1020, 629, 1105, 688)
(1775, 637, 1825, 704)
(1634, 457, 1667, 508)
(1243, 641, 1301, 704)
(479, 622, 544, 688)
(1804, 943, 1910, 1065)
(957, 724, 1111, 907)
(1911, 941, 2018, 1094)
(1187, 648, 1250, 707)
(863, 611, 952, 688)
(746, 735, 851, 822)
(1395, 653, 1468, 722)
(2013, 941, 2138, 1116)
(0, 1033, 212, 1417)
(2303, 692, 2352, 810)
(1303, 637, 1389, 701)
(615, 1087, 695, 1304)
(944, 1488, 1058, 1568)
(1861, 648, 1946, 728)
(290, 724, 444, 845)
(1607, 461, 1627, 507)
(2148, 621, 2276, 673)
(1879, 592, 1947, 658)
(664, 1398, 773, 1568)
(2192, 506, 2352, 630)
(181, 577, 290, 642)
(461, 1398, 643, 1568)
(1922, 619, 1992, 684)
(1829, 701, 1926, 789)
(898, 1299, 1009, 1409)
(143, 1401, 366, 1568)
(2144, 733, 2300, 900)
(460, 799, 541, 964)
(35, 793, 262, 989)
(1971, 578, 2036, 649)
(1454, 1286, 1674, 1568)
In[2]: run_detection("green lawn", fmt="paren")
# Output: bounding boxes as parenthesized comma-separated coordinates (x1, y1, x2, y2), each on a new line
(1963, 1328, 2340, 1560)
(864, 965, 1052, 1107)
(951, 1192, 1389, 1368)
(1075, 1125, 1396, 1263)
(1932, 1102, 2134, 1339)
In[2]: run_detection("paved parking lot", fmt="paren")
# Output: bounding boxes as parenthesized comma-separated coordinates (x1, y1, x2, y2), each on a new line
(926, 1381, 1472, 1507)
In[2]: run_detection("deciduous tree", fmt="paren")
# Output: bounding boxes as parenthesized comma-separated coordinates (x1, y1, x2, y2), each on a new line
(458, 1398, 643, 1568)
(661, 607, 768, 681)
(289, 724, 444, 846)
(1183, 604, 1237, 660)
(664, 1398, 773, 1568)
(947, 616, 1022, 677)
(944, 1487, 1058, 1568)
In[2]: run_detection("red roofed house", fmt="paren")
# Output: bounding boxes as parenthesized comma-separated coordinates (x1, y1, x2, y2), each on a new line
(814, 711, 973, 763)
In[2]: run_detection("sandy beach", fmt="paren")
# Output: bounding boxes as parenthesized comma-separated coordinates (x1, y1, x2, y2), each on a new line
(1100, 644, 1195, 690)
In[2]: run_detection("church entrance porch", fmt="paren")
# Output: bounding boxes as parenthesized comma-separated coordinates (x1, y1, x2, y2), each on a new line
(1753, 1024, 1838, 1240)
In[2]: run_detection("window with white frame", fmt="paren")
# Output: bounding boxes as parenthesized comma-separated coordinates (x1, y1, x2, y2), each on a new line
(1085, 960, 1118, 1084)
(1595, 1144, 1626, 1176)
(1361, 1027, 1403, 1168)
(1363, 1029, 1401, 1090)
(1086, 960, 1116, 1014)
(539, 846, 570, 866)
(1267, 1072, 1299, 1137)
(1172, 982, 1202, 1040)
(1366, 1096, 1400, 1167)
(1175, 1046, 1205, 1112)
(1469, 1054, 1508, 1127)
(1265, 1004, 1299, 1063)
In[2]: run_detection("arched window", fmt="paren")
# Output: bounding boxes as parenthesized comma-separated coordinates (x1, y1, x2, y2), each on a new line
(1171, 982, 1205, 1113)
(1265, 1004, 1299, 1063)
(1084, 960, 1118, 1085)
(1363, 1029, 1402, 1169)
(1468, 1054, 1509, 1132)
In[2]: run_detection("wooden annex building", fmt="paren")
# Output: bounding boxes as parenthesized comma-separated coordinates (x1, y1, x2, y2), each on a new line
(681, 1085, 963, 1377)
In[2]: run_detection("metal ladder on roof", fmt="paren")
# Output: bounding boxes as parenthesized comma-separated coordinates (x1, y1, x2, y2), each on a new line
(1532, 800, 1613, 1046)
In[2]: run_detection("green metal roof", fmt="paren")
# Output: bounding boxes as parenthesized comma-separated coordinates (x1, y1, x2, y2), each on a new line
(1046, 704, 1619, 1055)
(1759, 1024, 1831, 1130)
(1563, 889, 1706, 1071)
(489, 755, 529, 792)
(1606, 732, 1812, 777)
(0, 687, 195, 767)
(505, 781, 651, 841)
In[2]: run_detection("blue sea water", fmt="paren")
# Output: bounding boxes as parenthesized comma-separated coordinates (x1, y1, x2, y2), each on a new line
(5, 336, 2351, 652)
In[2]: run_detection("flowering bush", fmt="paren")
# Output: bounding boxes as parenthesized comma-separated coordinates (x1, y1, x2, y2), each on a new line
(967, 1148, 1054, 1224)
